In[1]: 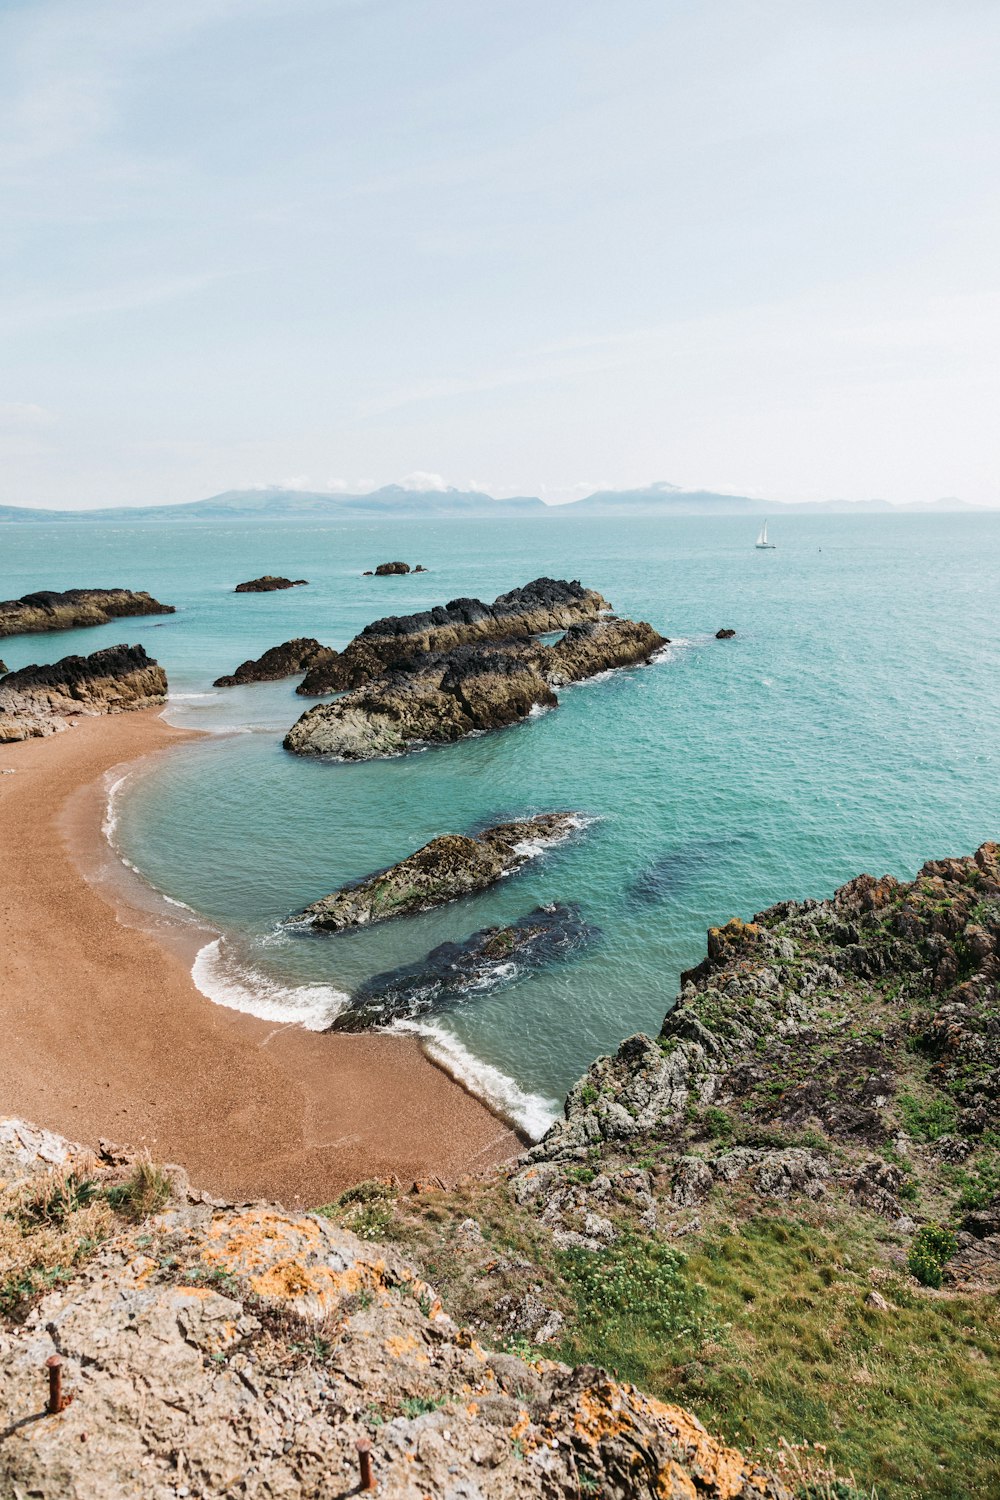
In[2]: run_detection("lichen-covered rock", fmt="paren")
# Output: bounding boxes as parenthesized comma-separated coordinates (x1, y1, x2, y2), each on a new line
(233, 575, 308, 592)
(0, 1120, 790, 1500)
(374, 560, 411, 575)
(294, 813, 579, 930)
(214, 636, 336, 687)
(285, 618, 665, 761)
(0, 644, 167, 742)
(0, 587, 174, 638)
(296, 576, 610, 696)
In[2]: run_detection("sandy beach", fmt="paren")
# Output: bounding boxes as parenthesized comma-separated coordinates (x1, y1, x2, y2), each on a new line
(0, 710, 521, 1204)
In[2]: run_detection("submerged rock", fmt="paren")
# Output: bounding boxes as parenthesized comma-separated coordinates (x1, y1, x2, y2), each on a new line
(329, 903, 598, 1030)
(296, 576, 609, 696)
(286, 616, 665, 761)
(0, 587, 174, 638)
(0, 644, 167, 742)
(293, 812, 579, 929)
(374, 560, 411, 575)
(234, 575, 308, 592)
(214, 636, 336, 687)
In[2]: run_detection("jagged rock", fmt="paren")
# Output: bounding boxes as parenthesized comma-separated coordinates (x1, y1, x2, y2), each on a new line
(0, 659, 6, 674)
(296, 577, 611, 696)
(327, 904, 596, 1031)
(715, 628, 736, 639)
(456, 1217, 485, 1247)
(374, 560, 411, 575)
(233, 575, 308, 592)
(0, 644, 167, 742)
(865, 1290, 890, 1310)
(293, 812, 579, 929)
(414, 564, 427, 572)
(214, 636, 336, 687)
(0, 587, 174, 638)
(286, 616, 665, 760)
(671, 1157, 715, 1206)
(0, 1118, 790, 1500)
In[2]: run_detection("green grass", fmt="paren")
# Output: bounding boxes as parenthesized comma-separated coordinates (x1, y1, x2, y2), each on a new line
(556, 1213, 999, 1499)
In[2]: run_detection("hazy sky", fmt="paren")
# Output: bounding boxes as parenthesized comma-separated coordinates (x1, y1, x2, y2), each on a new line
(2, 0, 998, 509)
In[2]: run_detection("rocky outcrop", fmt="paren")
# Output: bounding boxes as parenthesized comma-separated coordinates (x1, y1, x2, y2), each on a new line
(374, 560, 411, 575)
(715, 628, 736, 639)
(0, 1119, 789, 1500)
(297, 577, 610, 696)
(524, 841, 1000, 1255)
(293, 812, 580, 929)
(233, 575, 308, 592)
(0, 587, 174, 638)
(214, 636, 336, 687)
(0, 644, 167, 742)
(286, 617, 665, 761)
(331, 903, 597, 1030)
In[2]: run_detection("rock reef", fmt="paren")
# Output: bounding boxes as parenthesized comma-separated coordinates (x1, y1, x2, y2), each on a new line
(0, 587, 174, 638)
(0, 644, 167, 742)
(296, 577, 609, 696)
(234, 575, 308, 592)
(331, 903, 597, 1031)
(214, 636, 336, 687)
(286, 615, 665, 761)
(294, 813, 578, 930)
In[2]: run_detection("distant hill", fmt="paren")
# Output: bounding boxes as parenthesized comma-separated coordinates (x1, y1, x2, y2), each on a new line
(0, 482, 988, 522)
(0, 485, 546, 523)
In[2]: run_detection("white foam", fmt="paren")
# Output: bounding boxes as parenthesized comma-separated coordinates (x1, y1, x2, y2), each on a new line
(167, 691, 222, 702)
(391, 1018, 559, 1142)
(102, 771, 129, 843)
(192, 939, 349, 1030)
(510, 811, 595, 863)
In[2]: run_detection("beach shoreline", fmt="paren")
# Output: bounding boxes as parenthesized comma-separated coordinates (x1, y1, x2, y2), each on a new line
(0, 710, 521, 1205)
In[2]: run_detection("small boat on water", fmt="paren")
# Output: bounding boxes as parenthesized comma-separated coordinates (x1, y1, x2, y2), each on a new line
(755, 520, 776, 550)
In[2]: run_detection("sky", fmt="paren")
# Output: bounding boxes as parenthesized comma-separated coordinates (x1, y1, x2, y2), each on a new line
(1, 0, 999, 510)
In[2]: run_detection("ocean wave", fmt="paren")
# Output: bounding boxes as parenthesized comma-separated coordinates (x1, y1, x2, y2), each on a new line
(102, 770, 130, 843)
(191, 939, 349, 1030)
(510, 811, 595, 862)
(167, 691, 223, 702)
(390, 1018, 559, 1142)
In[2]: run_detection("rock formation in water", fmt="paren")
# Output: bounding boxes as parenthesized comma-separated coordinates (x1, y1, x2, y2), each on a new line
(0, 644, 167, 742)
(294, 813, 579, 930)
(330, 903, 597, 1031)
(296, 577, 609, 696)
(234, 575, 309, 592)
(715, 627, 736, 639)
(285, 617, 665, 760)
(0, 1118, 787, 1500)
(0, 587, 174, 638)
(374, 560, 411, 575)
(214, 637, 336, 687)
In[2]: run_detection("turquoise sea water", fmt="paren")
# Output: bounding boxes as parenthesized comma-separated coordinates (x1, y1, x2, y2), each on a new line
(3, 514, 998, 1134)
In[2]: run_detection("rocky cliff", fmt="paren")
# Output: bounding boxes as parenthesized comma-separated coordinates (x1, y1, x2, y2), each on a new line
(0, 645, 168, 742)
(214, 637, 336, 687)
(0, 1119, 788, 1500)
(0, 588, 174, 637)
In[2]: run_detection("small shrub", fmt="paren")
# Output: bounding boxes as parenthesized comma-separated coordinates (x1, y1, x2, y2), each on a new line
(898, 1092, 957, 1142)
(703, 1107, 733, 1141)
(907, 1225, 957, 1288)
(104, 1162, 172, 1221)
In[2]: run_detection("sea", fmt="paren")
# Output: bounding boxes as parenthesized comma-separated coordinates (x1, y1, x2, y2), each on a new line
(3, 512, 998, 1137)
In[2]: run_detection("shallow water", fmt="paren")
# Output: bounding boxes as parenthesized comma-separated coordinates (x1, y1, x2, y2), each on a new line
(3, 513, 998, 1135)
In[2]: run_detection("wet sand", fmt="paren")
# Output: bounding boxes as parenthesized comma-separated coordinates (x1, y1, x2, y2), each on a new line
(0, 711, 521, 1205)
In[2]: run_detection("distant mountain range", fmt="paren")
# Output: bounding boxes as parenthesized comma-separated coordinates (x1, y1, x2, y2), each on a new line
(0, 481, 989, 523)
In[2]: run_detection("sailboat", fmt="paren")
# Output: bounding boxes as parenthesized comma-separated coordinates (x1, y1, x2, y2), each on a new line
(755, 520, 776, 550)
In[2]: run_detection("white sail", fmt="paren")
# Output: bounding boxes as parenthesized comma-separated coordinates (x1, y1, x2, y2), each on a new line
(756, 522, 767, 545)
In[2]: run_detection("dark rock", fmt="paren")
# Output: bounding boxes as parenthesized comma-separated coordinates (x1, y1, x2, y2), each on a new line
(292, 812, 579, 929)
(0, 644, 167, 742)
(715, 628, 736, 639)
(214, 637, 336, 688)
(0, 588, 174, 638)
(374, 561, 411, 575)
(233, 576, 308, 592)
(328, 904, 597, 1031)
(286, 615, 665, 760)
(414, 564, 427, 572)
(296, 577, 610, 696)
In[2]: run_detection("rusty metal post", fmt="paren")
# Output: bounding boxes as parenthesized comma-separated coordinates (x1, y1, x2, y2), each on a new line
(45, 1355, 64, 1415)
(356, 1436, 375, 1491)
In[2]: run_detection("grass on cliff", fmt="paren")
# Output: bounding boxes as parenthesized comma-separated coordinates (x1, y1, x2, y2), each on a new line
(561, 1213, 1000, 1500)
(369, 1182, 999, 1500)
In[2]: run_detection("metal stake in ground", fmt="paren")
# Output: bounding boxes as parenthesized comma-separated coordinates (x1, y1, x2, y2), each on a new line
(45, 1355, 65, 1415)
(355, 1436, 375, 1491)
